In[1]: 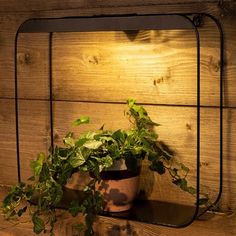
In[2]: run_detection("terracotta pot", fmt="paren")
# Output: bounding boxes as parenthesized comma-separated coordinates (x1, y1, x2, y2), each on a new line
(96, 159, 140, 212)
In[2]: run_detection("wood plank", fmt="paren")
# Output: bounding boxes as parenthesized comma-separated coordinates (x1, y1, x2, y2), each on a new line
(1, 4, 236, 106)
(5, 100, 233, 209)
(17, 100, 51, 182)
(0, 99, 17, 184)
(52, 30, 199, 106)
(0, 185, 235, 236)
(51, 27, 224, 106)
(0, 1, 222, 13)
(14, 18, 236, 107)
(17, 33, 50, 99)
(0, 98, 51, 185)
(95, 213, 236, 236)
(0, 14, 30, 98)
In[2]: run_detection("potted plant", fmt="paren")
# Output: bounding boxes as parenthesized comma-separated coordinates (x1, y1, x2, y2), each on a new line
(1, 99, 209, 236)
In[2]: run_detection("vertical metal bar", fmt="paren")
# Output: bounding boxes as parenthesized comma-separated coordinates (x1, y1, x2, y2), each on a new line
(196, 17, 201, 219)
(208, 14, 224, 206)
(196, 14, 224, 217)
(176, 14, 201, 227)
(15, 31, 21, 183)
(49, 32, 54, 152)
(219, 15, 224, 206)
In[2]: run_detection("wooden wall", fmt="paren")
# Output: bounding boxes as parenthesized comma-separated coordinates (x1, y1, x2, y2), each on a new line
(0, 0, 236, 235)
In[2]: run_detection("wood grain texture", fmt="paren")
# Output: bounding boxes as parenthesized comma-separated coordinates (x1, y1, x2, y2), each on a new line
(17, 33, 50, 99)
(0, 1, 236, 235)
(52, 30, 199, 105)
(0, 185, 235, 236)
(0, 14, 32, 98)
(1, 3, 236, 105)
(0, 1, 222, 13)
(0, 100, 17, 184)
(17, 100, 51, 182)
(16, 24, 222, 106)
(9, 15, 236, 107)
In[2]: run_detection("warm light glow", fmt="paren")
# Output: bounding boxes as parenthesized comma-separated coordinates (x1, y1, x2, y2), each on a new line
(53, 30, 197, 105)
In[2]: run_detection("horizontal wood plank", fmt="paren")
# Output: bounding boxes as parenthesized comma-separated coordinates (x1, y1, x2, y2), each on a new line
(0, 1, 222, 13)
(17, 33, 50, 99)
(0, 185, 235, 236)
(17, 28, 222, 107)
(1, 4, 236, 106)
(0, 14, 31, 98)
(14, 19, 236, 107)
(52, 30, 199, 106)
(0, 99, 234, 209)
(0, 100, 17, 184)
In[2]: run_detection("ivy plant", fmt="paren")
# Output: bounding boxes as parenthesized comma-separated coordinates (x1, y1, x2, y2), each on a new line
(1, 99, 209, 235)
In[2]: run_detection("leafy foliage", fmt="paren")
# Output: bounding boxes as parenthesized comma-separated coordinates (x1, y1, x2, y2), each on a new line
(1, 99, 209, 235)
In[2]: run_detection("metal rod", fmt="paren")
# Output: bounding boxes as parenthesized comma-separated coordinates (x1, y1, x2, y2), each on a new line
(49, 32, 54, 152)
(196, 16, 201, 221)
(172, 14, 201, 228)
(196, 13, 224, 217)
(14, 31, 21, 183)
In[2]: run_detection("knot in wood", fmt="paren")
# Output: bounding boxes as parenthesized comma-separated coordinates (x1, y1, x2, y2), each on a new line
(209, 56, 220, 73)
(153, 77, 164, 86)
(186, 123, 192, 130)
(24, 52, 31, 64)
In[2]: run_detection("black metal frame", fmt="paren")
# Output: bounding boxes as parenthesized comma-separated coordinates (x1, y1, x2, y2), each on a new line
(14, 13, 224, 228)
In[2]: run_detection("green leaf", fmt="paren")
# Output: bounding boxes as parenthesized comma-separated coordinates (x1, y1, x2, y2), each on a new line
(32, 213, 45, 234)
(199, 197, 209, 205)
(51, 183, 63, 205)
(172, 178, 190, 191)
(99, 136, 115, 144)
(75, 138, 87, 147)
(187, 187, 197, 195)
(69, 149, 86, 168)
(30, 153, 45, 176)
(39, 163, 50, 182)
(17, 206, 27, 217)
(112, 129, 125, 142)
(58, 147, 70, 160)
(125, 156, 139, 173)
(73, 116, 90, 126)
(83, 140, 103, 150)
(149, 160, 165, 174)
(63, 137, 75, 147)
(83, 131, 98, 140)
(92, 155, 113, 172)
(173, 178, 182, 185)
(27, 176, 35, 181)
(69, 201, 82, 217)
(58, 163, 73, 185)
(181, 164, 190, 174)
(100, 156, 113, 169)
(179, 179, 188, 191)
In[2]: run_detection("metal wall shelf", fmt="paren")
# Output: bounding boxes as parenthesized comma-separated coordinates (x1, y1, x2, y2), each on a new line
(14, 13, 224, 228)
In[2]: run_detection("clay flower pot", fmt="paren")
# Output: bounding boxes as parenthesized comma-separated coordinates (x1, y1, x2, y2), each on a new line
(96, 159, 140, 212)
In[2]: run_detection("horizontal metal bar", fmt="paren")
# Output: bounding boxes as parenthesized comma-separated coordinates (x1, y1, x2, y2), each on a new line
(18, 15, 193, 33)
